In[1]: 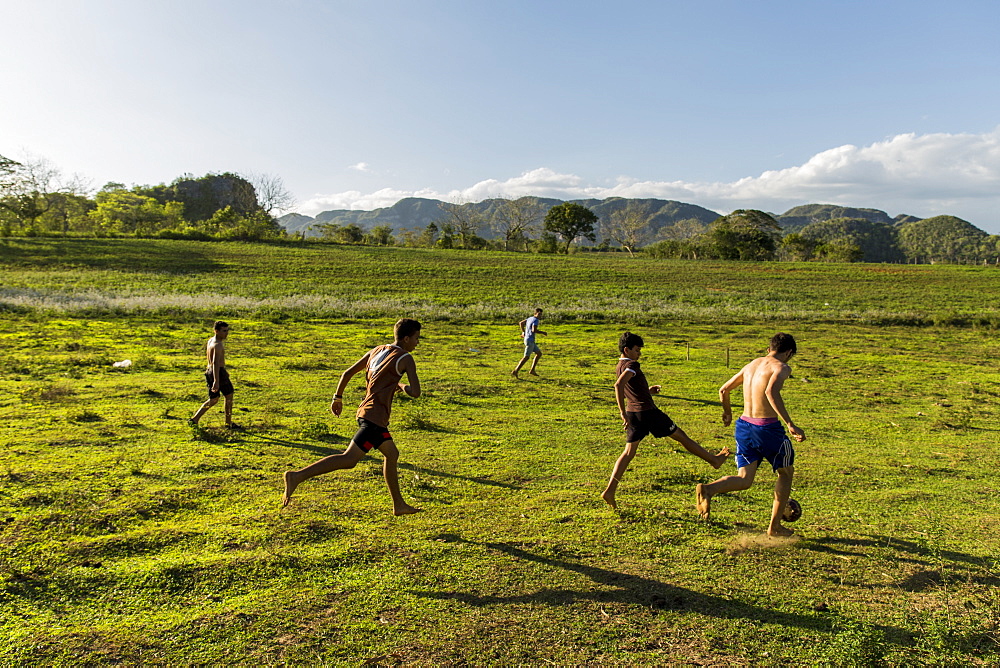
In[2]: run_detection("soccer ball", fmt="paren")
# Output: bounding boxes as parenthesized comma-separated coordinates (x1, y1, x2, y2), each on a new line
(783, 498, 802, 522)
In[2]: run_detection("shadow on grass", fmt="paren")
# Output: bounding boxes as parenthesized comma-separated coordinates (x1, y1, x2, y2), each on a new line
(250, 435, 521, 489)
(413, 533, 907, 642)
(398, 463, 522, 490)
(803, 534, 1000, 588)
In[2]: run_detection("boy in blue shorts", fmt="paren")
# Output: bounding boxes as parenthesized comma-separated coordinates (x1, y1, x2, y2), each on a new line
(696, 333, 806, 537)
(601, 332, 729, 509)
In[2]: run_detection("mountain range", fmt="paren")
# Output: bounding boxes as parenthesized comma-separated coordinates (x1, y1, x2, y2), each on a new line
(278, 198, 943, 239)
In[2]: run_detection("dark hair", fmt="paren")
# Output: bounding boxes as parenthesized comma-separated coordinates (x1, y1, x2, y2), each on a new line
(534, 308, 543, 315)
(769, 332, 797, 355)
(394, 318, 422, 340)
(618, 331, 644, 352)
(214, 320, 229, 331)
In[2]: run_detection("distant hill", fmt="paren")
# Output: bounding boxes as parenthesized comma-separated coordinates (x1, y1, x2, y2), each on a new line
(774, 204, 903, 233)
(281, 196, 721, 238)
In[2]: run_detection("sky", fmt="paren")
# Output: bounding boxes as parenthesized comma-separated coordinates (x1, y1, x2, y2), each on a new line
(3, 0, 1000, 230)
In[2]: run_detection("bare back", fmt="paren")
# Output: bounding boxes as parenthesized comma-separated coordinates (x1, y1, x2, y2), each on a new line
(741, 355, 789, 418)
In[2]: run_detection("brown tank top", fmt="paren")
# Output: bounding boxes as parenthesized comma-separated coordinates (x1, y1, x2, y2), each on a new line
(356, 344, 410, 427)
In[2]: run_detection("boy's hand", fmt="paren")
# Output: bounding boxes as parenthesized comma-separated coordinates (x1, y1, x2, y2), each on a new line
(789, 424, 805, 442)
(649, 384, 661, 394)
(721, 410, 732, 427)
(330, 398, 343, 417)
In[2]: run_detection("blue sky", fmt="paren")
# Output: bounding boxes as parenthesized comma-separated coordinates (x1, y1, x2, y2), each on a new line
(3, 0, 1000, 229)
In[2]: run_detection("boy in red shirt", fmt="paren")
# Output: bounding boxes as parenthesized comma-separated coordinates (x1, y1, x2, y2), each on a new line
(282, 319, 423, 516)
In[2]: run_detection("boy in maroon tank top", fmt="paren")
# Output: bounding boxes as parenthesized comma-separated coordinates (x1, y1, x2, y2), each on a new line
(282, 319, 423, 516)
(601, 331, 730, 510)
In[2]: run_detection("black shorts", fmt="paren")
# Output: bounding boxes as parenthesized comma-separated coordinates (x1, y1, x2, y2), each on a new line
(625, 408, 678, 443)
(352, 418, 392, 452)
(205, 367, 234, 399)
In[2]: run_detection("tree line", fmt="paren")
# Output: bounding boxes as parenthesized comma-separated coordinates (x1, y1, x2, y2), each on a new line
(0, 154, 293, 241)
(4, 152, 995, 264)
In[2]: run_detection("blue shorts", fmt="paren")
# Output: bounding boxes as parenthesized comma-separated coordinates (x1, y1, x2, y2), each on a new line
(734, 418, 794, 471)
(523, 341, 541, 356)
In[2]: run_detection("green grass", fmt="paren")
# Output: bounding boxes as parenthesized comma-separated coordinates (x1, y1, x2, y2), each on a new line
(0, 240, 998, 664)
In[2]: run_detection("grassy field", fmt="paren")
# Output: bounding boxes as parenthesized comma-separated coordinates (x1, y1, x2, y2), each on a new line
(1, 239, 999, 664)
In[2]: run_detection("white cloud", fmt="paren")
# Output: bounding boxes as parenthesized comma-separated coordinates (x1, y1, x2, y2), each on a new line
(349, 162, 373, 173)
(301, 129, 1000, 230)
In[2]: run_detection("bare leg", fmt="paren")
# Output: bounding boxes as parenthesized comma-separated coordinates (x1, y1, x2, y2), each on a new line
(223, 393, 234, 427)
(191, 396, 218, 424)
(768, 465, 795, 537)
(602, 441, 639, 509)
(378, 440, 421, 515)
(511, 355, 530, 378)
(670, 428, 730, 468)
(528, 352, 542, 376)
(695, 461, 758, 520)
(282, 443, 367, 507)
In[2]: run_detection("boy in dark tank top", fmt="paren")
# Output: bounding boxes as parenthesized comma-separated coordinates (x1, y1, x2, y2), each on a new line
(601, 331, 730, 510)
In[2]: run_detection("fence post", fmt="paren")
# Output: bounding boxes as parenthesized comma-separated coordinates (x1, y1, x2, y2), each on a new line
(726, 346, 730, 369)
(686, 342, 690, 361)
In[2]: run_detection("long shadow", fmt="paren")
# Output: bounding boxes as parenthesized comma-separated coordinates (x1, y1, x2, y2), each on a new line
(398, 463, 522, 490)
(805, 534, 989, 568)
(411, 533, 908, 641)
(660, 394, 721, 408)
(251, 434, 521, 489)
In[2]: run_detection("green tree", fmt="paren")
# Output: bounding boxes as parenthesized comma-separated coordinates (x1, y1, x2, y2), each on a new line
(702, 209, 781, 260)
(781, 233, 817, 261)
(543, 202, 598, 254)
(365, 224, 395, 246)
(89, 190, 177, 236)
(419, 222, 439, 247)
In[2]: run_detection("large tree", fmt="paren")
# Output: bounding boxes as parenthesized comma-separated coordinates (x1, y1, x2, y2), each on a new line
(543, 202, 597, 254)
(702, 209, 781, 261)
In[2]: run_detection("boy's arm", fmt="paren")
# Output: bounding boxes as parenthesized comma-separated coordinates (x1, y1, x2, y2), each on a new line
(398, 355, 421, 398)
(331, 352, 371, 416)
(518, 319, 527, 334)
(718, 368, 745, 427)
(614, 368, 632, 427)
(765, 365, 805, 441)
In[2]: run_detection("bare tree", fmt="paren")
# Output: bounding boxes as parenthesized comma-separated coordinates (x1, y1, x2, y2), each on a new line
(1, 154, 86, 231)
(601, 201, 652, 256)
(439, 198, 485, 249)
(490, 196, 543, 251)
(243, 171, 296, 217)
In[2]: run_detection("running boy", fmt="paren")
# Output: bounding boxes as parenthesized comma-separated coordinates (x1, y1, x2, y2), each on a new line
(282, 318, 423, 516)
(602, 332, 729, 509)
(695, 332, 805, 537)
(191, 320, 236, 428)
(512, 308, 546, 378)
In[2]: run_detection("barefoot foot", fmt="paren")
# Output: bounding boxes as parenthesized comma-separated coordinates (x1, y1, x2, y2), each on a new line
(600, 489, 617, 510)
(528, 371, 539, 376)
(768, 525, 795, 538)
(282, 471, 300, 507)
(393, 504, 422, 516)
(695, 483, 711, 520)
(709, 447, 731, 469)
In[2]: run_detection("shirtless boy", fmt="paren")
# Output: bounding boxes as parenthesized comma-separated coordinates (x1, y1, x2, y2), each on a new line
(696, 332, 806, 537)
(601, 332, 729, 510)
(191, 320, 235, 427)
(512, 308, 546, 378)
(282, 318, 423, 516)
